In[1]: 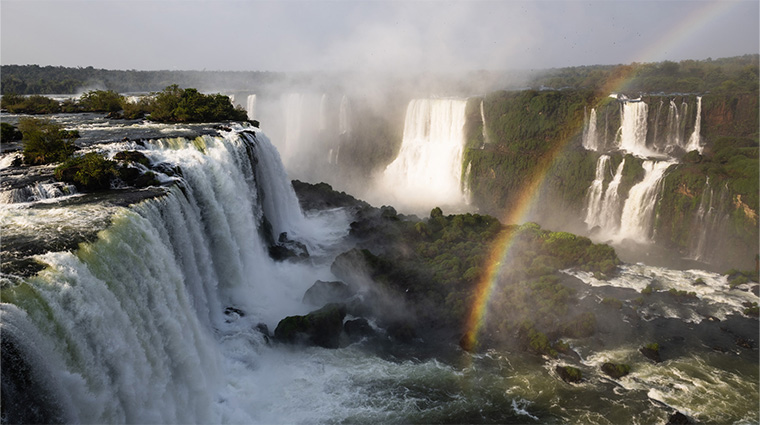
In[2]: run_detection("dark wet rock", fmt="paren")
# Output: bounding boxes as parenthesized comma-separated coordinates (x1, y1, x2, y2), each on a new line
(255, 323, 270, 343)
(751, 285, 759, 297)
(303, 280, 354, 306)
(666, 411, 694, 424)
(640, 343, 662, 363)
(291, 180, 370, 212)
(386, 321, 417, 343)
(601, 362, 631, 379)
(274, 303, 346, 349)
(736, 337, 754, 350)
(248, 120, 260, 128)
(344, 318, 375, 341)
(268, 232, 309, 262)
(555, 365, 583, 383)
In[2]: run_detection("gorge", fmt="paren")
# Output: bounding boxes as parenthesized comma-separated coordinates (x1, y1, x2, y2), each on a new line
(1, 58, 758, 424)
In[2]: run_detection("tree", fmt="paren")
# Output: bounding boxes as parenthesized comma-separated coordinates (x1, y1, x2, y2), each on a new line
(78, 90, 123, 112)
(18, 117, 78, 165)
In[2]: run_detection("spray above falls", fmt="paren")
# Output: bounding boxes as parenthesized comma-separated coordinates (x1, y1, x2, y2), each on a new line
(374, 98, 469, 213)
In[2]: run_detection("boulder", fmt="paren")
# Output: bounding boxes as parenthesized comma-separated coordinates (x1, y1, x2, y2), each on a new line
(343, 318, 375, 342)
(640, 343, 662, 363)
(555, 365, 583, 383)
(666, 411, 694, 425)
(386, 321, 417, 343)
(274, 303, 346, 348)
(114, 150, 151, 167)
(224, 306, 245, 323)
(268, 232, 309, 261)
(601, 362, 631, 379)
(302, 280, 354, 306)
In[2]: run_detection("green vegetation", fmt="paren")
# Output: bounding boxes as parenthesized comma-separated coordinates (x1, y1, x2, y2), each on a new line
(54, 152, 118, 191)
(601, 362, 631, 379)
(464, 89, 597, 217)
(1, 64, 283, 95)
(1, 122, 23, 142)
(78, 90, 123, 112)
(341, 200, 619, 354)
(147, 85, 247, 123)
(531, 55, 758, 94)
(743, 302, 759, 317)
(555, 365, 583, 383)
(667, 288, 698, 300)
(17, 117, 78, 165)
(1, 93, 61, 114)
(1, 86, 248, 122)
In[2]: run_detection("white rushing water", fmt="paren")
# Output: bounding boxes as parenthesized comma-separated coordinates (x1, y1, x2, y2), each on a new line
(0, 128, 351, 423)
(685, 96, 703, 153)
(582, 107, 599, 151)
(618, 101, 657, 157)
(246, 94, 257, 121)
(617, 160, 673, 243)
(585, 157, 626, 235)
(374, 98, 469, 214)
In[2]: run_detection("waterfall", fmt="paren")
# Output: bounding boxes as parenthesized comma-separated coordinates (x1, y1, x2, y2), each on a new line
(376, 98, 468, 212)
(319, 94, 328, 132)
(0, 181, 78, 204)
(0, 129, 334, 424)
(479, 99, 489, 146)
(339, 95, 351, 135)
(618, 101, 652, 157)
(584, 155, 610, 227)
(281, 93, 304, 164)
(586, 157, 626, 235)
(685, 96, 703, 153)
(617, 160, 673, 243)
(666, 99, 682, 148)
(689, 179, 730, 262)
(247, 94, 257, 120)
(582, 108, 599, 151)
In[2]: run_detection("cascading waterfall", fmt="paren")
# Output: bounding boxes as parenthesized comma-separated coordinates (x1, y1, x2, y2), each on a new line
(617, 160, 673, 243)
(375, 98, 468, 212)
(247, 94, 257, 120)
(685, 96, 703, 153)
(666, 99, 683, 148)
(0, 129, 331, 424)
(586, 157, 626, 234)
(618, 101, 653, 157)
(0, 181, 78, 204)
(582, 108, 599, 151)
(479, 99, 489, 147)
(584, 155, 610, 227)
(339, 95, 351, 136)
(584, 95, 707, 247)
(319, 94, 328, 132)
(689, 179, 730, 261)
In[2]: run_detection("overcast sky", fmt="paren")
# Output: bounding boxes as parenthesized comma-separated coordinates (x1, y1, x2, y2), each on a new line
(1, 0, 757, 72)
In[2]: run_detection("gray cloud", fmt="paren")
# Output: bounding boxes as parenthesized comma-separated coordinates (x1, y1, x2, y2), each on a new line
(1, 0, 757, 71)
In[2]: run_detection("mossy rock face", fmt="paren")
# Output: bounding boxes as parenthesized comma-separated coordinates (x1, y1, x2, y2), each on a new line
(601, 362, 631, 379)
(555, 365, 583, 383)
(114, 150, 151, 166)
(274, 303, 347, 348)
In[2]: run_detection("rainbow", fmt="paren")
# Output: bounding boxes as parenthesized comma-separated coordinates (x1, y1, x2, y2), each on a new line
(460, 0, 740, 351)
